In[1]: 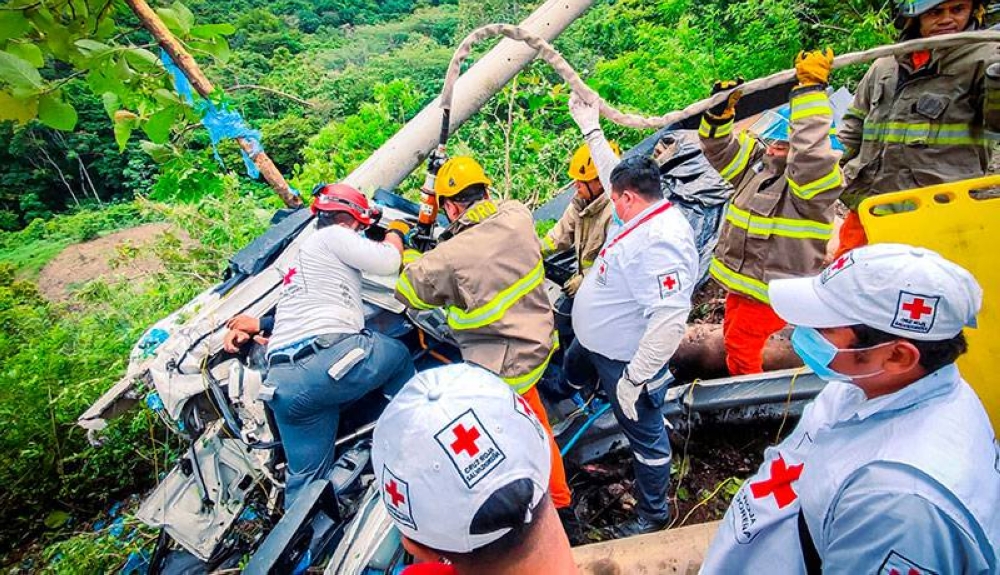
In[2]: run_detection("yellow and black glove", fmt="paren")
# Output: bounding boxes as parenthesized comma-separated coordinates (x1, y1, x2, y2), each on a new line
(706, 78, 745, 121)
(385, 220, 412, 242)
(795, 49, 834, 87)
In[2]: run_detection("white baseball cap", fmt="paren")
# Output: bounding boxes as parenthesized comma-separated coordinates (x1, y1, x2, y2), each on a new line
(769, 244, 982, 341)
(371, 363, 551, 553)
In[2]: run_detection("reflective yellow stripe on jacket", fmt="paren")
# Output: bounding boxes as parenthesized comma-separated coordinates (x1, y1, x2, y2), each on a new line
(502, 332, 559, 394)
(789, 91, 831, 122)
(788, 165, 843, 200)
(725, 204, 833, 241)
(862, 122, 992, 146)
(719, 131, 755, 182)
(446, 258, 545, 331)
(396, 270, 436, 310)
(709, 258, 770, 303)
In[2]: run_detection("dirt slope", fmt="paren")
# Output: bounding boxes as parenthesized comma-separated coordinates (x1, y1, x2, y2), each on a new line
(37, 223, 194, 302)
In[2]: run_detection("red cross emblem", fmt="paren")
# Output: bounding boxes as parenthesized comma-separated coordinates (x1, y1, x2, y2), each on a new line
(385, 479, 405, 507)
(901, 297, 933, 320)
(450, 424, 481, 457)
(282, 268, 297, 285)
(750, 455, 804, 509)
(821, 252, 854, 283)
(892, 292, 939, 334)
(435, 410, 506, 488)
(658, 271, 681, 298)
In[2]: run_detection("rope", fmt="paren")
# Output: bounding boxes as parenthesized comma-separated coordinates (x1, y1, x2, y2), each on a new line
(441, 26, 1000, 131)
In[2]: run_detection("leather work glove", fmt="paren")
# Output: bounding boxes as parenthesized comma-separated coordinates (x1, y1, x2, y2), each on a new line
(563, 274, 583, 297)
(569, 93, 601, 135)
(706, 78, 745, 121)
(615, 369, 644, 422)
(795, 49, 835, 87)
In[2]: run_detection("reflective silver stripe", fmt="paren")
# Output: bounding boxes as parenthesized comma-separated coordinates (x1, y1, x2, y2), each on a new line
(635, 453, 671, 467)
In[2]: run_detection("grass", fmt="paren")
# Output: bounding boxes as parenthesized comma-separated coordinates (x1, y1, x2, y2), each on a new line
(0, 239, 73, 281)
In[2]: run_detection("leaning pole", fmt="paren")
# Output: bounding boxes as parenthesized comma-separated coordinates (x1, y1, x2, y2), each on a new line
(343, 0, 596, 193)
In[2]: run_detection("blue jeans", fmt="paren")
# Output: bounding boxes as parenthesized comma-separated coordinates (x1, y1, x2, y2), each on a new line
(563, 339, 672, 523)
(265, 331, 415, 506)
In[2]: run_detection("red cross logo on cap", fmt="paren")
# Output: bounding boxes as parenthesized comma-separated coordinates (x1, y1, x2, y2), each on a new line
(901, 297, 933, 320)
(282, 267, 297, 285)
(385, 479, 405, 507)
(750, 455, 804, 509)
(889, 569, 920, 575)
(821, 252, 854, 284)
(450, 424, 481, 457)
(892, 291, 939, 334)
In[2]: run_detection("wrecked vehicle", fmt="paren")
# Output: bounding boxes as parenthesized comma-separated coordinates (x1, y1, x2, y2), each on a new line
(79, 120, 831, 574)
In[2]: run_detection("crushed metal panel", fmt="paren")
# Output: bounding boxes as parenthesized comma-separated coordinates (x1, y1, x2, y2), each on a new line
(136, 420, 264, 561)
(325, 485, 403, 575)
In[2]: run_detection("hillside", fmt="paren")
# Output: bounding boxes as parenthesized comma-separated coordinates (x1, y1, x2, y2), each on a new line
(0, 0, 897, 571)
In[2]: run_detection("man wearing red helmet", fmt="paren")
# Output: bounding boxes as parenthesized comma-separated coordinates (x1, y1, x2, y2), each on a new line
(233, 183, 416, 507)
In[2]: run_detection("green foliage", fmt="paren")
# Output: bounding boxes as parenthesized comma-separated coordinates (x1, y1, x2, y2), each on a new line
(295, 79, 423, 187)
(0, 183, 272, 558)
(41, 518, 157, 575)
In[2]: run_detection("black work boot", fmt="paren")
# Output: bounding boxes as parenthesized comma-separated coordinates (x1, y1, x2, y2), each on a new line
(557, 506, 586, 546)
(611, 515, 668, 538)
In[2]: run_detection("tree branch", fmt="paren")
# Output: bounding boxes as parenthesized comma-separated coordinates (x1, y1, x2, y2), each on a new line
(223, 84, 315, 108)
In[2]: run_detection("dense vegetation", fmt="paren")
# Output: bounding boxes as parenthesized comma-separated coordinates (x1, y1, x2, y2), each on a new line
(0, 0, 897, 570)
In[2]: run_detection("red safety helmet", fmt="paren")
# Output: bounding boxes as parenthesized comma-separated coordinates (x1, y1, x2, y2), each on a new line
(310, 183, 381, 226)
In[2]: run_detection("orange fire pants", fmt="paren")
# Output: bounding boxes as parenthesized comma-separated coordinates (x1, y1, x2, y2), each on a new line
(522, 386, 572, 508)
(723, 292, 787, 376)
(833, 210, 868, 260)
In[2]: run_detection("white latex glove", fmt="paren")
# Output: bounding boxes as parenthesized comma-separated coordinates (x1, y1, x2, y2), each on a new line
(615, 371, 644, 422)
(568, 93, 601, 135)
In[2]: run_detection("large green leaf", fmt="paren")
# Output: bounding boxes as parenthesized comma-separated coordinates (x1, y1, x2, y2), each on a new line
(140, 140, 178, 163)
(6, 42, 43, 68)
(0, 50, 42, 88)
(142, 106, 180, 144)
(0, 90, 37, 123)
(123, 47, 161, 72)
(38, 92, 78, 131)
(172, 2, 195, 34)
(74, 39, 112, 58)
(189, 23, 236, 39)
(101, 92, 120, 119)
(156, 8, 188, 36)
(0, 11, 31, 44)
(114, 111, 137, 151)
(189, 37, 231, 64)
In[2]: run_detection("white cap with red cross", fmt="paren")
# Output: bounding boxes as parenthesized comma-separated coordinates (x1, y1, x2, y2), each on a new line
(371, 363, 551, 553)
(768, 243, 982, 341)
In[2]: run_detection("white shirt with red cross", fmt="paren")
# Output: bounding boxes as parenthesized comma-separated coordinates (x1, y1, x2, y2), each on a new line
(572, 199, 698, 362)
(701, 363, 1000, 574)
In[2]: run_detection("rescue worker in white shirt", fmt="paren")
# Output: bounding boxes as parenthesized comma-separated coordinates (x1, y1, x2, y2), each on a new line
(247, 183, 417, 507)
(702, 243, 1000, 574)
(541, 142, 619, 350)
(566, 92, 700, 537)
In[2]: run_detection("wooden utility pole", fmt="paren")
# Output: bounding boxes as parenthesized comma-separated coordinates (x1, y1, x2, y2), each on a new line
(125, 0, 302, 208)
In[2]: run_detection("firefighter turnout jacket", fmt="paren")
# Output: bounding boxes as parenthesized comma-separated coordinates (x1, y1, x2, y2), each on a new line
(395, 199, 556, 394)
(699, 85, 844, 304)
(838, 41, 1000, 209)
(541, 193, 613, 277)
